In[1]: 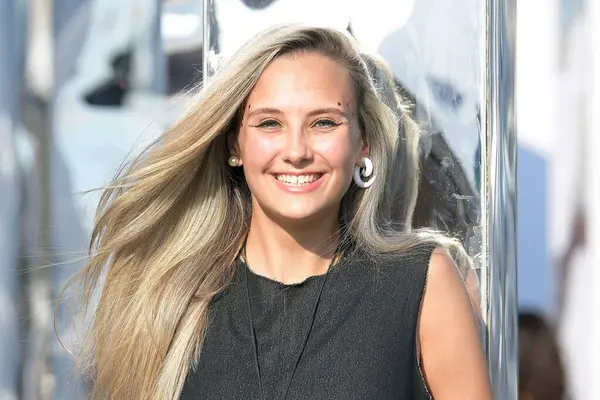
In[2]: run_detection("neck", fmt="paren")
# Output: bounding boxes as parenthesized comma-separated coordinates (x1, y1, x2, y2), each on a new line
(245, 208, 341, 285)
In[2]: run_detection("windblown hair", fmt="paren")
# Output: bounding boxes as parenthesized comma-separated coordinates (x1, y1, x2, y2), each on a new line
(62, 25, 471, 399)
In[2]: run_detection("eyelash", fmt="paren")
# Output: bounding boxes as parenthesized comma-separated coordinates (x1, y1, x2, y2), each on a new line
(312, 119, 342, 129)
(250, 119, 280, 129)
(249, 118, 342, 130)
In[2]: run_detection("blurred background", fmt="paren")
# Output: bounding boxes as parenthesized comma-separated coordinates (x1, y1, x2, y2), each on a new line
(0, 0, 598, 399)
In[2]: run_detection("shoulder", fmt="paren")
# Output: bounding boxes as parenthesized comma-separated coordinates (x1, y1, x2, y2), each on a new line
(422, 248, 482, 323)
(424, 247, 465, 298)
(356, 242, 437, 283)
(418, 247, 492, 398)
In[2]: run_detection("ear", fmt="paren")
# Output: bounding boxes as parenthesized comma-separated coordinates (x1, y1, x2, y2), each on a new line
(355, 138, 370, 166)
(227, 128, 243, 166)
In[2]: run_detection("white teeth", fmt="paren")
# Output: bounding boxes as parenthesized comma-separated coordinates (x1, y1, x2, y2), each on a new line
(276, 174, 319, 185)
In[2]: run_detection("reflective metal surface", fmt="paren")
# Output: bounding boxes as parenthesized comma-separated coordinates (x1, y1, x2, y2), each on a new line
(47, 1, 179, 399)
(161, 0, 203, 95)
(21, 0, 56, 398)
(0, 0, 22, 397)
(133, 0, 166, 95)
(484, 0, 518, 397)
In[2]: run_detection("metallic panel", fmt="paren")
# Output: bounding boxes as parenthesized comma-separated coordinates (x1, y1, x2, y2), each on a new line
(483, 0, 518, 398)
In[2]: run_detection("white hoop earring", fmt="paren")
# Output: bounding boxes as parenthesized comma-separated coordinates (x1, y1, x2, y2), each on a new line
(353, 157, 375, 188)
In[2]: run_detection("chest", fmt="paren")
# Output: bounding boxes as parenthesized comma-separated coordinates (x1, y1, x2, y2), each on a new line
(181, 263, 429, 400)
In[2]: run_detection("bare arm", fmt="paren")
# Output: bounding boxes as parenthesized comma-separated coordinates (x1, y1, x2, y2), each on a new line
(419, 248, 492, 399)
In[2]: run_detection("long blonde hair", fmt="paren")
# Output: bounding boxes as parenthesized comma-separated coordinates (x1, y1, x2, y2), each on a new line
(63, 24, 470, 399)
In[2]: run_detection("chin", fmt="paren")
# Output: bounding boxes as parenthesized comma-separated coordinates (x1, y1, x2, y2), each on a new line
(274, 205, 327, 223)
(261, 200, 337, 226)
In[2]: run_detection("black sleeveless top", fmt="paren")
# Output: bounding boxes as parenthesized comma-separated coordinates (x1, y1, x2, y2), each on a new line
(180, 245, 435, 400)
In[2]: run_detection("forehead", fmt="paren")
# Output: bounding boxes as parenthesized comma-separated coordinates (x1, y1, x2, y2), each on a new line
(246, 52, 356, 109)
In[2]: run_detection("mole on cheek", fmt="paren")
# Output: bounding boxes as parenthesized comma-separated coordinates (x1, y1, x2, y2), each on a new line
(337, 102, 341, 106)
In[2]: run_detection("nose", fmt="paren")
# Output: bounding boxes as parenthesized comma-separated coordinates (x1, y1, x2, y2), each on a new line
(282, 127, 313, 166)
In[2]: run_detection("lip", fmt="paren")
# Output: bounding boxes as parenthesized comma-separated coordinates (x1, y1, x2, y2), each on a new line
(270, 173, 325, 193)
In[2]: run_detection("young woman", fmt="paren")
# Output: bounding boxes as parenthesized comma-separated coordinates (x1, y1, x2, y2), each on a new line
(66, 25, 491, 399)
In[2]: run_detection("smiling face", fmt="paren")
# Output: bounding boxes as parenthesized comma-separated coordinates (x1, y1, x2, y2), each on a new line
(233, 51, 368, 223)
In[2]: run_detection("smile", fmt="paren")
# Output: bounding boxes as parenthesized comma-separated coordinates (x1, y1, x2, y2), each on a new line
(273, 173, 323, 186)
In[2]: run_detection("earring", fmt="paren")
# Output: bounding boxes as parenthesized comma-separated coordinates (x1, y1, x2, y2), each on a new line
(353, 157, 375, 188)
(228, 156, 240, 167)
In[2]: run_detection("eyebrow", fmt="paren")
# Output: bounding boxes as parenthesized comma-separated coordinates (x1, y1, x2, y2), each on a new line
(245, 107, 348, 119)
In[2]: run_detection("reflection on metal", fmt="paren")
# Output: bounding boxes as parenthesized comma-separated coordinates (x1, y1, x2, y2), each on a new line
(161, 0, 204, 95)
(0, 0, 22, 397)
(202, 0, 216, 81)
(20, 0, 56, 399)
(362, 54, 480, 239)
(484, 0, 518, 398)
(132, 0, 166, 94)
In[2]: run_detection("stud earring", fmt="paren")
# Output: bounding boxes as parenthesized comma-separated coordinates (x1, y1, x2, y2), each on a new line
(228, 156, 240, 167)
(353, 157, 375, 188)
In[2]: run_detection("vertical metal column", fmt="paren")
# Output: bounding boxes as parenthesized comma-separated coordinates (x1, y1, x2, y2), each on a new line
(202, 0, 213, 81)
(20, 0, 55, 399)
(0, 0, 22, 395)
(484, 0, 518, 398)
(133, 0, 166, 95)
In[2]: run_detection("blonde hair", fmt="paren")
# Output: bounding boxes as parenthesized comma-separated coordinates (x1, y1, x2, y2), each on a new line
(62, 24, 471, 399)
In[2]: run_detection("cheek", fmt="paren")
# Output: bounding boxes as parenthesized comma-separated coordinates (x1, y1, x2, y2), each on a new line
(314, 137, 359, 170)
(240, 135, 280, 170)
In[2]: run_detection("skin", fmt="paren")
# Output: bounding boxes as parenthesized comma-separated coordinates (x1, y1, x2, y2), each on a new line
(232, 52, 492, 398)
(464, 267, 485, 326)
(420, 249, 492, 399)
(234, 52, 368, 284)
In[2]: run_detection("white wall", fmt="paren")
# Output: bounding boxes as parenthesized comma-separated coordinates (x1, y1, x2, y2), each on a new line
(554, 1, 599, 399)
(515, 0, 560, 314)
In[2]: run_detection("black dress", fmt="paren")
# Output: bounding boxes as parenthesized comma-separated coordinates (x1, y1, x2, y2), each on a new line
(180, 244, 435, 400)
